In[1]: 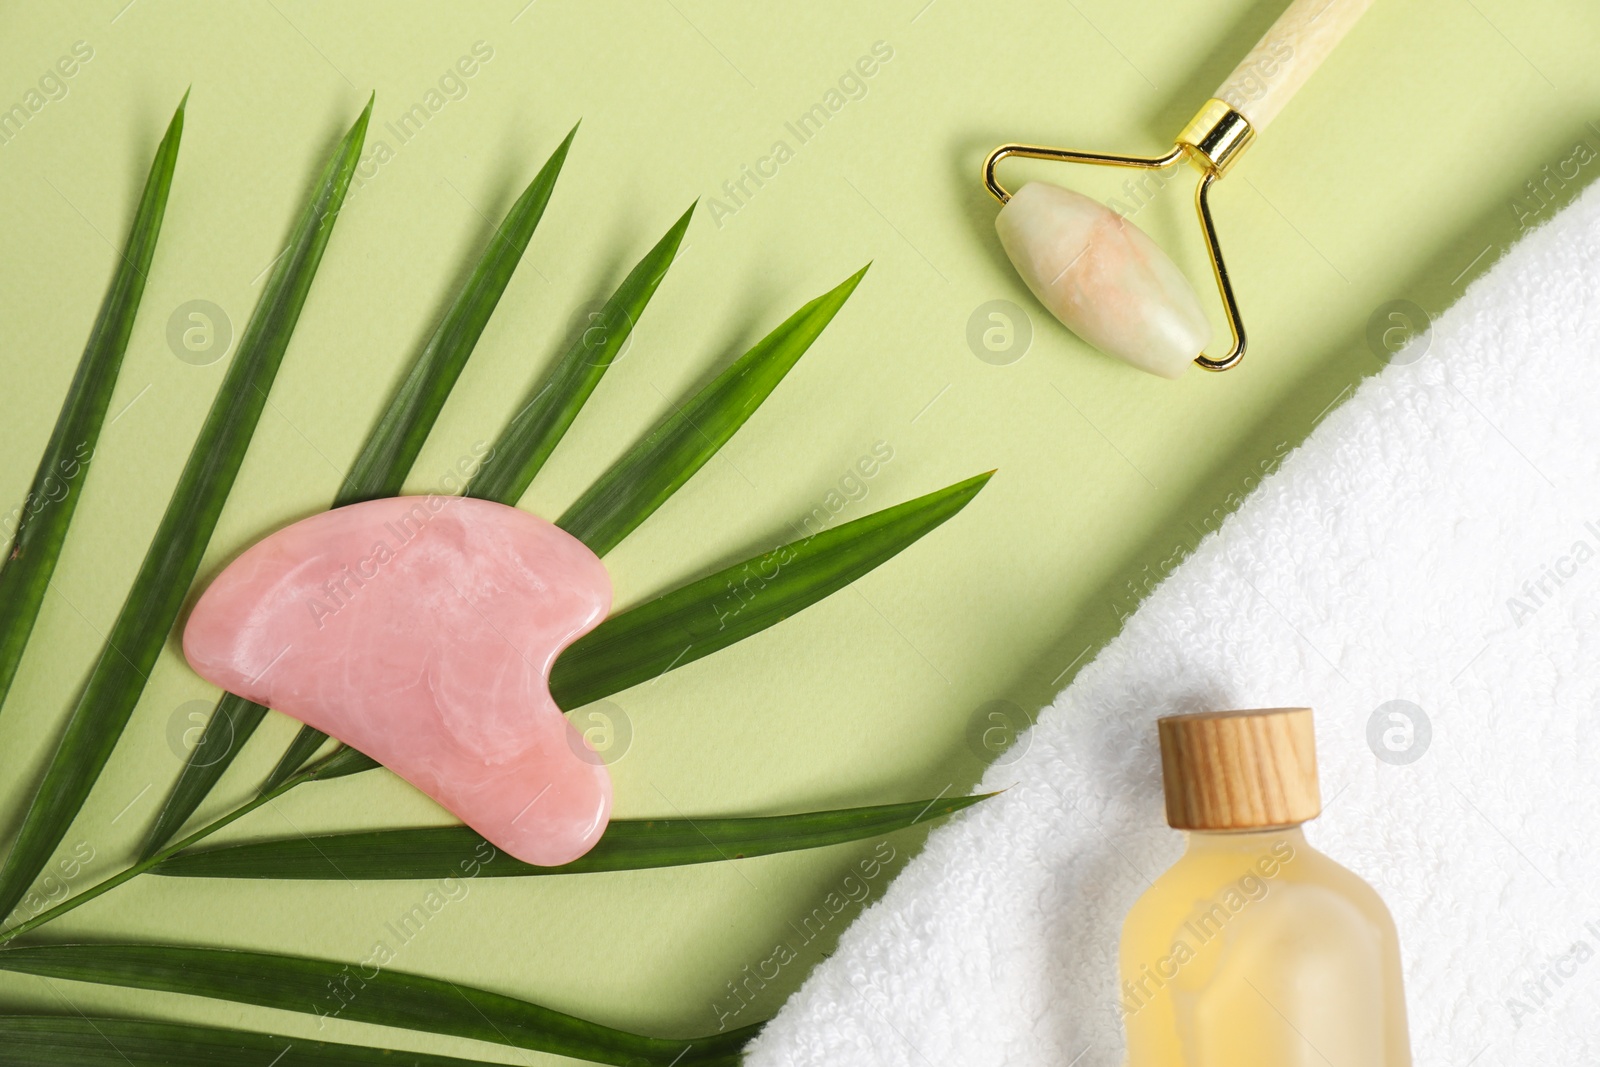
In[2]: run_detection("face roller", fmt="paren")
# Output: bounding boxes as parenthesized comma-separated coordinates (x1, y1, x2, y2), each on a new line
(985, 0, 1374, 378)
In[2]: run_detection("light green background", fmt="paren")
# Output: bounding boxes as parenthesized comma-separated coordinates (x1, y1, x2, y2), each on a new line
(0, 0, 1595, 1060)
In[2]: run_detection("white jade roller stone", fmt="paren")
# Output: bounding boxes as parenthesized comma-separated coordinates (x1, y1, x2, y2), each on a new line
(995, 181, 1212, 378)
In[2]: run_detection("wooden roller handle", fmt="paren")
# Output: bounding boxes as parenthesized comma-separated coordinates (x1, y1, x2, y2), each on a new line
(1214, 0, 1375, 131)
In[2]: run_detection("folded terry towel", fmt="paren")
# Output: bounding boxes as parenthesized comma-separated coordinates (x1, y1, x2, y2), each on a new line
(746, 180, 1600, 1065)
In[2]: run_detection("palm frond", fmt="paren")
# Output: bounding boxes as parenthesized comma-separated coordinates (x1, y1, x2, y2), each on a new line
(0, 98, 372, 923)
(261, 187, 691, 795)
(559, 265, 868, 557)
(0, 1015, 540, 1067)
(0, 101, 999, 1067)
(551, 471, 993, 709)
(343, 122, 578, 503)
(465, 202, 695, 507)
(0, 944, 754, 1066)
(138, 692, 269, 857)
(0, 93, 184, 718)
(0, 747, 381, 946)
(257, 723, 337, 794)
(278, 472, 991, 788)
(151, 794, 989, 879)
(146, 124, 579, 844)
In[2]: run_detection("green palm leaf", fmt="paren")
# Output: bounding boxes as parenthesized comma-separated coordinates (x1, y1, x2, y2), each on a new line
(0, 98, 372, 923)
(288, 472, 990, 787)
(263, 195, 692, 793)
(151, 793, 988, 879)
(559, 264, 868, 557)
(0, 1016, 530, 1067)
(0, 97, 1002, 1067)
(0, 944, 755, 1067)
(465, 201, 695, 507)
(258, 721, 337, 793)
(0, 93, 184, 719)
(139, 691, 270, 854)
(343, 122, 578, 503)
(0, 747, 383, 947)
(551, 470, 992, 709)
(264, 203, 698, 789)
(145, 124, 579, 846)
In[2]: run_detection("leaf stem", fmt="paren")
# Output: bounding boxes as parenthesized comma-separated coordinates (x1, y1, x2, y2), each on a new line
(0, 750, 343, 945)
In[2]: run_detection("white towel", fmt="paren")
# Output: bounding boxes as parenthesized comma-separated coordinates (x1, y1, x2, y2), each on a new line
(745, 180, 1600, 1065)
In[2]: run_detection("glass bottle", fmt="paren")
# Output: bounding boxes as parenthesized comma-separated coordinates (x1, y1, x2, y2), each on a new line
(1118, 707, 1411, 1066)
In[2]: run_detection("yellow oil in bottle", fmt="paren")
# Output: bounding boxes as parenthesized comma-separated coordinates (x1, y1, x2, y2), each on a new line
(1119, 708, 1411, 1066)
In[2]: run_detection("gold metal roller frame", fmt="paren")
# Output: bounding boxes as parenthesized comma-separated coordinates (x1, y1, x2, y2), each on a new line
(982, 100, 1255, 372)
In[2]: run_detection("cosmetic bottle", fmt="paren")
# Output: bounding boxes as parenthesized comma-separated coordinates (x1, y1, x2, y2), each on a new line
(1118, 707, 1411, 1066)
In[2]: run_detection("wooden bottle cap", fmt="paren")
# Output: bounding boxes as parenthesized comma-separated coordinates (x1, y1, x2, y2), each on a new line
(1157, 707, 1320, 830)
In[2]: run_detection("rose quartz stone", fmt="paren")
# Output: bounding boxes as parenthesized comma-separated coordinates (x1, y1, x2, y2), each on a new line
(183, 496, 613, 867)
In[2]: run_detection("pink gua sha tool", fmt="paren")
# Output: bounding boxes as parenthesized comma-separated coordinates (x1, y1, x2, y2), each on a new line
(984, 0, 1374, 377)
(183, 496, 613, 867)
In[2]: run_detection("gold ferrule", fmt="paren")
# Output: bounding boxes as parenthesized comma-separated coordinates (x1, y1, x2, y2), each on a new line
(1177, 99, 1254, 177)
